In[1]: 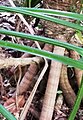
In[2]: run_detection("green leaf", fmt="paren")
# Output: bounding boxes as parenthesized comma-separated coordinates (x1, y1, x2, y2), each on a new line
(0, 104, 16, 120)
(68, 79, 83, 120)
(0, 29, 83, 56)
(19, 7, 83, 21)
(0, 6, 83, 31)
(0, 40, 83, 70)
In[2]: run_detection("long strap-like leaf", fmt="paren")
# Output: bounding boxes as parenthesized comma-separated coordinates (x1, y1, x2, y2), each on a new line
(0, 29, 83, 56)
(0, 104, 16, 120)
(0, 6, 83, 31)
(0, 40, 83, 70)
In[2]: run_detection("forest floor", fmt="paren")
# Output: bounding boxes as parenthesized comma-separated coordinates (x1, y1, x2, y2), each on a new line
(0, 0, 83, 120)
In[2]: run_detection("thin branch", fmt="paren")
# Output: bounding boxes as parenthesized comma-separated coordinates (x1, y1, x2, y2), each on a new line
(40, 45, 65, 120)
(0, 57, 43, 69)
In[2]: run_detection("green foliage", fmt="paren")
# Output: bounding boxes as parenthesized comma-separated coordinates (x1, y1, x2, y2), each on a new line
(0, 104, 16, 120)
(0, 29, 83, 56)
(68, 79, 83, 120)
(0, 6, 83, 31)
(0, 40, 83, 70)
(0, 5, 83, 120)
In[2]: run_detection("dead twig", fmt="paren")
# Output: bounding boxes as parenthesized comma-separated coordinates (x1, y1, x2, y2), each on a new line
(0, 74, 4, 97)
(40, 45, 65, 120)
(16, 65, 22, 109)
(0, 57, 43, 69)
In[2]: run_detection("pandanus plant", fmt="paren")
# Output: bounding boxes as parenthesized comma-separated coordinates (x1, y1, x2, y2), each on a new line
(0, 2, 83, 120)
